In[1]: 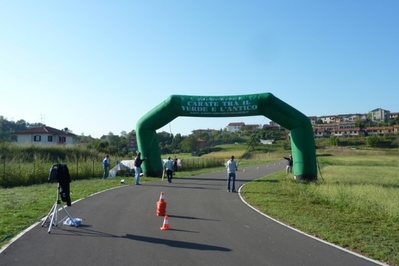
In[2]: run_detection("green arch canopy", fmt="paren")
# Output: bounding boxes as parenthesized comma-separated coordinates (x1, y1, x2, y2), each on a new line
(136, 93, 317, 181)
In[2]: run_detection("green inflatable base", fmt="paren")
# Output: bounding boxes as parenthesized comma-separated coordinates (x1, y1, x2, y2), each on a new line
(294, 174, 317, 181)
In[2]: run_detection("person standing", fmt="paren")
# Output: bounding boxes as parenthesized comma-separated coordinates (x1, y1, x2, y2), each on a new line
(134, 152, 146, 185)
(173, 156, 178, 174)
(226, 155, 238, 192)
(164, 156, 174, 183)
(283, 154, 293, 174)
(102, 154, 109, 179)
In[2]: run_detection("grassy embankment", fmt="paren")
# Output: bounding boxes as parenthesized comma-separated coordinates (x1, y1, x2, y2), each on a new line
(242, 148, 399, 266)
(1, 146, 399, 265)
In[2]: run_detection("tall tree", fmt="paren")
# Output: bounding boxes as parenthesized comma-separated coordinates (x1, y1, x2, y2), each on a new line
(180, 135, 198, 152)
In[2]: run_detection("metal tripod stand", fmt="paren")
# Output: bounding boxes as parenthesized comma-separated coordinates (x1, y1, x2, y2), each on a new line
(41, 185, 76, 233)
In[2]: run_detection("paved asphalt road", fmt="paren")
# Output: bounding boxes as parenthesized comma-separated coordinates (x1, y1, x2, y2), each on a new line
(0, 161, 387, 266)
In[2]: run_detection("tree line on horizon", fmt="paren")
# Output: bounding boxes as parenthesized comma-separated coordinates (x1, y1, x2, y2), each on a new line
(2, 115, 398, 158)
(0, 115, 289, 157)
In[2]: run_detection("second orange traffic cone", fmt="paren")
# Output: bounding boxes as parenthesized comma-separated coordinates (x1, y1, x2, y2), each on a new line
(160, 215, 170, 230)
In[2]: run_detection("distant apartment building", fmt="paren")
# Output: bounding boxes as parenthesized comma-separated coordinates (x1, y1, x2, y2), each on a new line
(369, 108, 390, 122)
(308, 116, 317, 125)
(318, 115, 338, 124)
(340, 113, 367, 122)
(314, 124, 335, 131)
(313, 127, 330, 138)
(318, 113, 366, 124)
(364, 126, 395, 136)
(313, 125, 398, 138)
(390, 112, 399, 119)
(330, 128, 363, 137)
(221, 107, 398, 140)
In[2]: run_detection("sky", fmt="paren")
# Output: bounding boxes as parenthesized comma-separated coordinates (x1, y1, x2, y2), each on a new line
(1, 1, 398, 138)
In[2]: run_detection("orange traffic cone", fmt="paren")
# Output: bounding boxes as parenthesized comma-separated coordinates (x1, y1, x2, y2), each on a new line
(156, 192, 167, 216)
(160, 215, 170, 230)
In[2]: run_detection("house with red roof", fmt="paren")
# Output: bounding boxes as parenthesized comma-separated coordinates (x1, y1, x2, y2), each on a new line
(225, 122, 245, 133)
(13, 125, 76, 145)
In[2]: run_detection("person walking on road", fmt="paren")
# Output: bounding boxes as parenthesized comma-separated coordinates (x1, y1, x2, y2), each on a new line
(102, 154, 110, 179)
(134, 152, 146, 185)
(164, 156, 174, 183)
(226, 155, 238, 192)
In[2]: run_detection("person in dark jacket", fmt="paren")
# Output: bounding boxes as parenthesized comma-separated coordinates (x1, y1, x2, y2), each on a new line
(283, 154, 293, 174)
(134, 152, 146, 185)
(173, 157, 178, 174)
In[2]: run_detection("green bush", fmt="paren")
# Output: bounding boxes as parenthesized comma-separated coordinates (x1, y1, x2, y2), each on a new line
(366, 135, 380, 147)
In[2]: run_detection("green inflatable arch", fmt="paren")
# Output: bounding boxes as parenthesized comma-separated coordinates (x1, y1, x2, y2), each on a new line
(136, 93, 317, 181)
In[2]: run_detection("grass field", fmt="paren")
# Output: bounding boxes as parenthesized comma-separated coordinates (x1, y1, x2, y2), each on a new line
(242, 149, 399, 266)
(1, 148, 398, 265)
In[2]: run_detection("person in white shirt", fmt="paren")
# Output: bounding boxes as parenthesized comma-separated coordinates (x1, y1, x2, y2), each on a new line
(102, 155, 109, 179)
(164, 156, 174, 183)
(226, 155, 238, 192)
